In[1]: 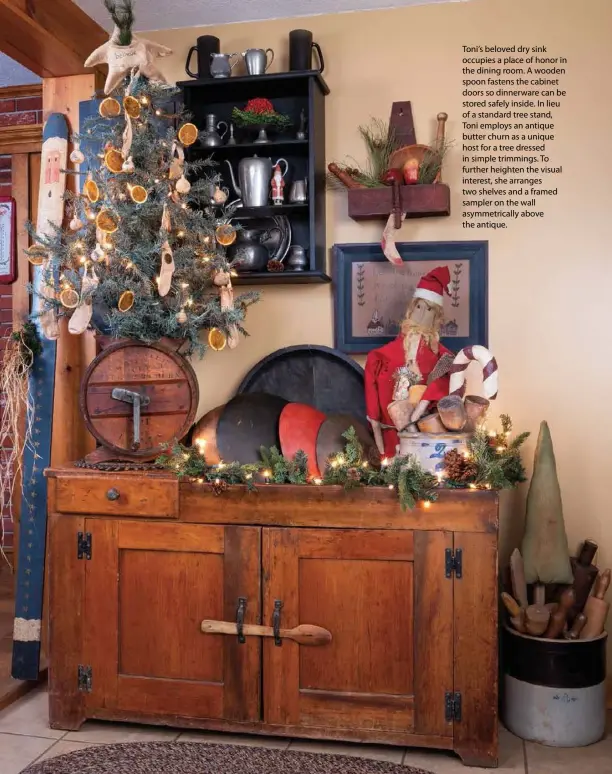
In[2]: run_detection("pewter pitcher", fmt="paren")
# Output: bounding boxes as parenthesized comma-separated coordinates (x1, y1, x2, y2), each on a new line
(242, 48, 274, 75)
(225, 156, 288, 208)
(201, 113, 228, 147)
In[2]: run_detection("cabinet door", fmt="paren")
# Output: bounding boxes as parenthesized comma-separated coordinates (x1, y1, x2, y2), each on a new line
(83, 520, 261, 722)
(263, 528, 453, 737)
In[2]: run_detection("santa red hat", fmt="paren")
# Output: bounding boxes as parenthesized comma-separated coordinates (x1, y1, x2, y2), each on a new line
(413, 266, 451, 307)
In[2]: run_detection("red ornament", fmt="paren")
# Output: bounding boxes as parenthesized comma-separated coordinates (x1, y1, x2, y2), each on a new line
(244, 98, 275, 115)
(403, 158, 419, 185)
(382, 169, 402, 186)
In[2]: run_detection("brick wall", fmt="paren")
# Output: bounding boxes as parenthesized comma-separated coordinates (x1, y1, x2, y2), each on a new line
(0, 87, 42, 549)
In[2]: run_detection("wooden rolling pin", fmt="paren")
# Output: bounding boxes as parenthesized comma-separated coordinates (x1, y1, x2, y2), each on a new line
(510, 549, 529, 609)
(564, 613, 587, 640)
(580, 569, 611, 639)
(501, 592, 526, 633)
(544, 587, 575, 638)
(327, 163, 365, 189)
(201, 620, 332, 646)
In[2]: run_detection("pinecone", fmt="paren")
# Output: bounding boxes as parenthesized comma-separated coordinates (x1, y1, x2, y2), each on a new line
(347, 467, 361, 482)
(211, 478, 228, 496)
(443, 449, 477, 483)
(267, 259, 284, 273)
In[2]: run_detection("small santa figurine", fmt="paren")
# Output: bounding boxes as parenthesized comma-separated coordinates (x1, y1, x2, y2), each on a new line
(364, 266, 455, 458)
(271, 164, 285, 205)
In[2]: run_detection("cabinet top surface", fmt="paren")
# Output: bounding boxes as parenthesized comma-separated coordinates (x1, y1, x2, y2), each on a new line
(177, 70, 330, 95)
(46, 466, 499, 533)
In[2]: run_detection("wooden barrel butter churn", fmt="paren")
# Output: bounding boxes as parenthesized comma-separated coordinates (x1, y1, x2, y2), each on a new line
(80, 338, 199, 463)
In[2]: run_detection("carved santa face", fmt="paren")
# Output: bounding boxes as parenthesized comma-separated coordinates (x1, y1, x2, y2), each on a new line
(409, 298, 438, 329)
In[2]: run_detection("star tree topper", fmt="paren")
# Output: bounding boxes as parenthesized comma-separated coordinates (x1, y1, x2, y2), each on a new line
(85, 25, 172, 95)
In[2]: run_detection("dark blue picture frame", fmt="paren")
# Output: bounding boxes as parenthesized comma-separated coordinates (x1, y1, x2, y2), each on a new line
(332, 241, 488, 355)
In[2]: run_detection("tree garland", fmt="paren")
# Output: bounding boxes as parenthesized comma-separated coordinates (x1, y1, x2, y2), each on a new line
(442, 414, 529, 489)
(157, 417, 529, 510)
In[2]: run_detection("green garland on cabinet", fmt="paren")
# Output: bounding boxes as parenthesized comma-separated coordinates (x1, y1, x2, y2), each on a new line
(157, 417, 529, 511)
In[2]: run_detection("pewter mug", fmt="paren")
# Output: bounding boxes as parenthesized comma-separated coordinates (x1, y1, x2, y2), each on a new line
(286, 244, 308, 271)
(242, 48, 274, 75)
(210, 52, 239, 78)
(201, 113, 228, 147)
(288, 178, 308, 203)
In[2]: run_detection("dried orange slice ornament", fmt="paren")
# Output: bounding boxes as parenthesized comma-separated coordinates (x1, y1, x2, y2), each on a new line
(84, 176, 99, 203)
(59, 287, 79, 309)
(123, 95, 141, 119)
(96, 209, 119, 233)
(208, 328, 227, 351)
(128, 184, 148, 204)
(215, 224, 237, 246)
(25, 243, 48, 266)
(178, 123, 198, 147)
(99, 97, 121, 118)
(118, 290, 135, 312)
(104, 148, 124, 173)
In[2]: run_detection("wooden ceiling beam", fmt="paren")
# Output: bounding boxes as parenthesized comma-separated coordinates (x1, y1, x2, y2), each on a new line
(0, 0, 107, 78)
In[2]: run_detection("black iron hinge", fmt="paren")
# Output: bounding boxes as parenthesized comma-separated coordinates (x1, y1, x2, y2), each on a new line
(445, 691, 462, 722)
(77, 665, 92, 693)
(445, 548, 462, 579)
(77, 531, 92, 560)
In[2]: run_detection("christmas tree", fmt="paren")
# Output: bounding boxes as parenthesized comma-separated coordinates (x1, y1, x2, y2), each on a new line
(27, 0, 259, 354)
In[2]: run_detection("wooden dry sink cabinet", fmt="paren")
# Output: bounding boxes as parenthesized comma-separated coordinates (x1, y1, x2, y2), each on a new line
(45, 468, 499, 767)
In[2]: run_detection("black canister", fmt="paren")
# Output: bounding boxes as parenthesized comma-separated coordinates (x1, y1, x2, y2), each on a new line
(185, 35, 220, 79)
(289, 30, 324, 73)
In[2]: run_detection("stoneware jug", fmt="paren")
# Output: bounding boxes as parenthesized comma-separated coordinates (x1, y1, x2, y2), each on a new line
(210, 52, 239, 78)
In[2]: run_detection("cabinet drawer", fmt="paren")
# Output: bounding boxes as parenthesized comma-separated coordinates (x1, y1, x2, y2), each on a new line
(53, 476, 179, 518)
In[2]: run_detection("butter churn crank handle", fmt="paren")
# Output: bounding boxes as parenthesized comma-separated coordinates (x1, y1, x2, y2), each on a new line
(111, 387, 151, 450)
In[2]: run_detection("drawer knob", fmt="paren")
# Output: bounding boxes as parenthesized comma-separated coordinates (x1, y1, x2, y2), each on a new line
(106, 488, 120, 501)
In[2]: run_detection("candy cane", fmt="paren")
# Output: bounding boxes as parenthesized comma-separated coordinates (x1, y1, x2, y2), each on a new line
(448, 345, 498, 399)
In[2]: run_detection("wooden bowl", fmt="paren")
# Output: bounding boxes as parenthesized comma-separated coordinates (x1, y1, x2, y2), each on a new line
(416, 412, 446, 434)
(279, 402, 327, 478)
(388, 143, 441, 183)
(437, 395, 467, 432)
(192, 405, 225, 465)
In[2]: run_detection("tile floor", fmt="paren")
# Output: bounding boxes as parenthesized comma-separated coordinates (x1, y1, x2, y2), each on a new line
(0, 686, 611, 773)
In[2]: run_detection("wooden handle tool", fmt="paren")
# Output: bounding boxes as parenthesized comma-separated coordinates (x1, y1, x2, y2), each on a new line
(327, 163, 365, 190)
(510, 610, 527, 634)
(501, 593, 526, 632)
(544, 587, 575, 639)
(435, 112, 448, 147)
(564, 613, 587, 640)
(580, 569, 611, 639)
(201, 620, 332, 646)
(501, 592, 521, 618)
(525, 604, 550, 636)
(510, 549, 529, 609)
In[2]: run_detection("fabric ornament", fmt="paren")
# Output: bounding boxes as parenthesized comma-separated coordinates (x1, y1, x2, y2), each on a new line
(381, 211, 406, 265)
(84, 26, 173, 95)
(213, 270, 239, 349)
(40, 273, 60, 341)
(70, 144, 85, 165)
(68, 265, 99, 335)
(158, 242, 174, 296)
(168, 142, 184, 181)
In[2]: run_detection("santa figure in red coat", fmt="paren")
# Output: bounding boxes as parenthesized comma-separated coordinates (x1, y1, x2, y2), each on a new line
(365, 266, 455, 458)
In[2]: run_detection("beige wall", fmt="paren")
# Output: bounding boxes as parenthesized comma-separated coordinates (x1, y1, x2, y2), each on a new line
(149, 0, 612, 583)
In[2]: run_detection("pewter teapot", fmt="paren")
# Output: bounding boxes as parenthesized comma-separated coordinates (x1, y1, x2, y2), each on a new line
(225, 155, 288, 208)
